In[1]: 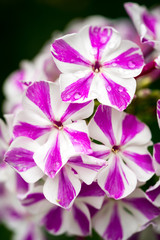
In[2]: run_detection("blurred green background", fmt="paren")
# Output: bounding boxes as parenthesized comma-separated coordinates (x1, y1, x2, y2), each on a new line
(0, 0, 160, 239)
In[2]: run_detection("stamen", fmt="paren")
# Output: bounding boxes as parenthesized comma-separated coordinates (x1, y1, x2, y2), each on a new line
(111, 145, 120, 154)
(53, 121, 63, 130)
(92, 61, 102, 73)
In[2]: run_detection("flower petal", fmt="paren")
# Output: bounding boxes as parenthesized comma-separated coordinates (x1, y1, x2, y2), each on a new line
(26, 81, 55, 122)
(4, 137, 44, 183)
(97, 154, 137, 199)
(43, 166, 81, 209)
(60, 101, 94, 123)
(122, 148, 154, 182)
(124, 3, 158, 46)
(153, 143, 160, 175)
(64, 122, 92, 154)
(100, 73, 135, 111)
(157, 99, 160, 128)
(68, 155, 105, 184)
(60, 72, 94, 103)
(146, 179, 160, 207)
(88, 105, 116, 146)
(120, 114, 151, 146)
(103, 41, 144, 78)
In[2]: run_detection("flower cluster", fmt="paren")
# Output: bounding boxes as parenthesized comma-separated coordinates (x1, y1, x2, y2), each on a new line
(1, 2, 160, 240)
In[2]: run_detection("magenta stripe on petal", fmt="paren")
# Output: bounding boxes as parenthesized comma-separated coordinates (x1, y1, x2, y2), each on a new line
(94, 105, 116, 145)
(61, 73, 94, 102)
(73, 205, 90, 236)
(90, 149, 110, 159)
(44, 134, 62, 178)
(102, 73, 131, 111)
(5, 147, 36, 172)
(68, 156, 103, 171)
(104, 156, 125, 199)
(123, 151, 154, 172)
(103, 204, 123, 240)
(60, 101, 91, 122)
(89, 26, 112, 60)
(79, 182, 105, 197)
(21, 193, 45, 206)
(146, 185, 160, 202)
(57, 168, 76, 209)
(124, 198, 160, 220)
(51, 39, 91, 66)
(26, 81, 54, 121)
(104, 47, 144, 70)
(16, 173, 29, 195)
(6, 207, 23, 220)
(42, 207, 62, 233)
(157, 100, 160, 124)
(64, 127, 92, 154)
(24, 229, 34, 240)
(13, 122, 51, 140)
(142, 12, 157, 36)
(120, 114, 144, 145)
(154, 143, 160, 164)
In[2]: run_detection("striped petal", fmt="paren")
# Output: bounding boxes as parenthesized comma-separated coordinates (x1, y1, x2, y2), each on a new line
(78, 182, 105, 209)
(146, 179, 160, 207)
(122, 147, 154, 182)
(88, 105, 116, 147)
(120, 114, 151, 147)
(103, 41, 144, 78)
(125, 3, 159, 49)
(4, 137, 44, 183)
(68, 155, 106, 185)
(153, 143, 160, 175)
(157, 99, 160, 128)
(97, 154, 137, 199)
(99, 73, 135, 111)
(43, 166, 81, 209)
(93, 189, 160, 240)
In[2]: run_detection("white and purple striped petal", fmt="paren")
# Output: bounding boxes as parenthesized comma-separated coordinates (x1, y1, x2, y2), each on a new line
(97, 154, 137, 199)
(4, 137, 44, 183)
(43, 166, 81, 208)
(153, 143, 160, 175)
(157, 99, 160, 128)
(146, 179, 160, 207)
(125, 3, 160, 49)
(68, 154, 106, 185)
(93, 189, 160, 240)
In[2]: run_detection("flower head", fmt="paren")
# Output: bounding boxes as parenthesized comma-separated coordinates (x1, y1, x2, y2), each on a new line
(51, 25, 144, 111)
(88, 105, 154, 199)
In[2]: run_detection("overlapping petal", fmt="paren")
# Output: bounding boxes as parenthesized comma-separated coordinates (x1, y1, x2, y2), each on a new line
(93, 189, 160, 240)
(125, 2, 160, 50)
(4, 137, 44, 183)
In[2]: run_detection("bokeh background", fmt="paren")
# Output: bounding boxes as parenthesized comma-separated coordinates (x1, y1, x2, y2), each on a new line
(0, 0, 160, 239)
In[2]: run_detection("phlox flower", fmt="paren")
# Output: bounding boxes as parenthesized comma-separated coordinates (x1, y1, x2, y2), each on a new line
(125, 2, 160, 51)
(0, 183, 45, 240)
(3, 41, 60, 114)
(51, 25, 144, 111)
(88, 104, 154, 199)
(93, 189, 160, 240)
(5, 136, 105, 209)
(0, 115, 32, 198)
(12, 81, 94, 175)
(4, 81, 107, 208)
(21, 182, 105, 237)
